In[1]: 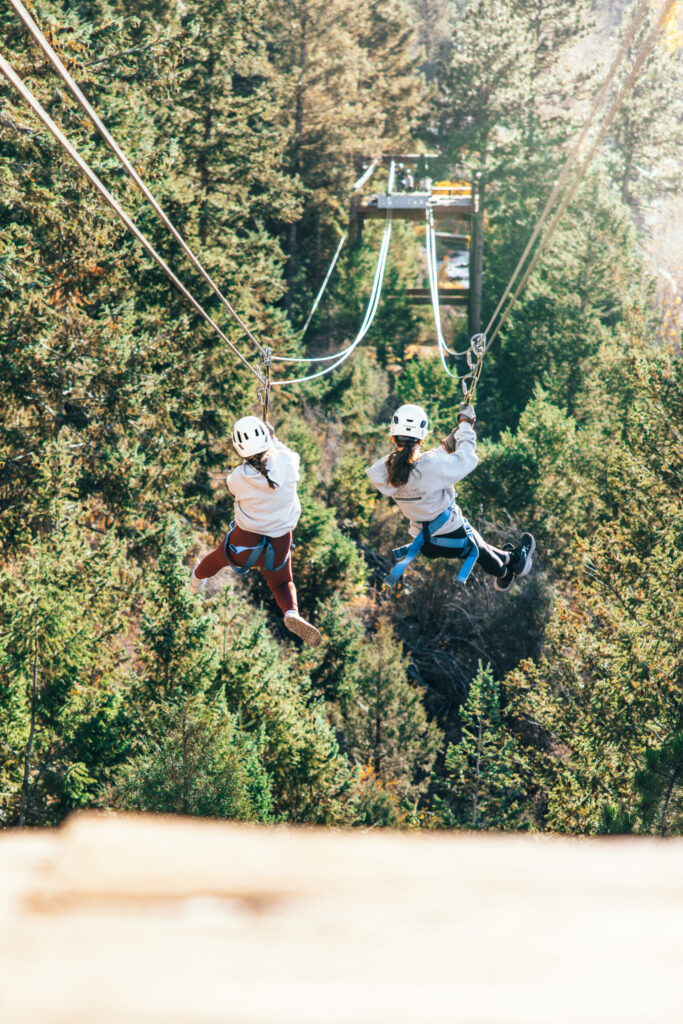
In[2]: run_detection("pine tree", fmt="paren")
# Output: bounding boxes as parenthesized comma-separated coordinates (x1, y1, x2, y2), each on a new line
(502, 338, 683, 834)
(213, 584, 355, 823)
(341, 617, 442, 807)
(0, 439, 129, 826)
(609, 0, 683, 211)
(405, 0, 454, 81)
(443, 663, 530, 829)
(263, 0, 426, 312)
(116, 693, 273, 820)
(117, 515, 275, 821)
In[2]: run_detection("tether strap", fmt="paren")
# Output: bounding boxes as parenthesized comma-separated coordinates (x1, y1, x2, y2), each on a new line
(224, 524, 290, 575)
(384, 510, 479, 587)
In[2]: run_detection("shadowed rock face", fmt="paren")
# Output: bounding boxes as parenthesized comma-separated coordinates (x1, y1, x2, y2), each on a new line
(1, 812, 682, 1024)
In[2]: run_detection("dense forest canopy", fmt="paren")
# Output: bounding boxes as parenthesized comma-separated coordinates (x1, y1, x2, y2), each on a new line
(0, 0, 681, 834)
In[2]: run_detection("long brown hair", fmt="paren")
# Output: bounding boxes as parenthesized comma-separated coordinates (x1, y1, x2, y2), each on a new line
(386, 437, 421, 487)
(246, 450, 277, 489)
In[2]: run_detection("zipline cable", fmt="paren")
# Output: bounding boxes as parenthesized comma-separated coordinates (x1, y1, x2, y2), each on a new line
(486, 0, 676, 350)
(426, 209, 457, 379)
(269, 155, 381, 359)
(270, 227, 388, 365)
(271, 162, 396, 386)
(482, 0, 655, 343)
(0, 52, 264, 383)
(352, 156, 382, 192)
(272, 232, 347, 360)
(461, 0, 677, 403)
(8, 0, 267, 361)
(298, 231, 346, 339)
(272, 212, 392, 386)
(425, 209, 472, 370)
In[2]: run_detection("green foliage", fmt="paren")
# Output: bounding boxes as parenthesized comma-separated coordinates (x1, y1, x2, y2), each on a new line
(215, 588, 354, 823)
(306, 595, 364, 704)
(330, 451, 379, 531)
(609, 0, 683, 210)
(340, 618, 442, 807)
(501, 341, 683, 834)
(0, 442, 130, 826)
(443, 663, 530, 829)
(1, 0, 680, 839)
(396, 355, 461, 439)
(117, 694, 273, 820)
(138, 516, 218, 703)
(290, 488, 367, 607)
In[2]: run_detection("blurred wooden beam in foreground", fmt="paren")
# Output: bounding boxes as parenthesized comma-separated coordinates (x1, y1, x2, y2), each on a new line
(0, 813, 681, 1023)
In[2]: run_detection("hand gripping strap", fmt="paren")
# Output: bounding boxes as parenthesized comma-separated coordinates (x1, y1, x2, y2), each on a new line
(384, 511, 479, 587)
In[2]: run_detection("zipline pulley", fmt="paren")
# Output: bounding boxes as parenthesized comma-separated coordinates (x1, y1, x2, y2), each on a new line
(258, 347, 273, 422)
(461, 333, 487, 403)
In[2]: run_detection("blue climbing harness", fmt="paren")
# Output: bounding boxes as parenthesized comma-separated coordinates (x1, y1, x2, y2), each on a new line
(384, 504, 479, 588)
(224, 522, 291, 575)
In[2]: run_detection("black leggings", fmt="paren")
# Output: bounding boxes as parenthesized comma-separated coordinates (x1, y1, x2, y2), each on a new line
(421, 524, 509, 579)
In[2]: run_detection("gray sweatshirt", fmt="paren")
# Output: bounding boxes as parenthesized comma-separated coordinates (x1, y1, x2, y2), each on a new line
(227, 437, 301, 537)
(366, 422, 478, 537)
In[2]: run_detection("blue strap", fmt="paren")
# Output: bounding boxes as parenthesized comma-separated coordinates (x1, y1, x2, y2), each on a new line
(384, 511, 479, 587)
(384, 508, 450, 587)
(225, 524, 291, 576)
(262, 543, 290, 573)
(454, 521, 479, 583)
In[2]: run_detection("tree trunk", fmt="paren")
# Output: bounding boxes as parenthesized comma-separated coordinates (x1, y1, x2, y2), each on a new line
(374, 647, 384, 779)
(199, 51, 215, 248)
(469, 175, 484, 337)
(181, 706, 189, 816)
(286, 19, 307, 312)
(660, 766, 681, 837)
(19, 620, 39, 829)
(472, 715, 483, 829)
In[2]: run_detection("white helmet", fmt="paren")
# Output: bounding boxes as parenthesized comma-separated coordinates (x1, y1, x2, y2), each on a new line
(390, 404, 429, 441)
(232, 416, 271, 458)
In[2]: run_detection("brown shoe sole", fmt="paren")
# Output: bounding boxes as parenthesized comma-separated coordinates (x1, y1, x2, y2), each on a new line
(284, 614, 322, 648)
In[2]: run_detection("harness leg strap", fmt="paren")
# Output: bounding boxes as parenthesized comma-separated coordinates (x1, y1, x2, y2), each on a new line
(224, 523, 267, 576)
(225, 524, 292, 576)
(384, 511, 480, 588)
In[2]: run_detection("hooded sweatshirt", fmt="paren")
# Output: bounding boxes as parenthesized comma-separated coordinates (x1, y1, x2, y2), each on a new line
(227, 437, 301, 537)
(366, 422, 478, 537)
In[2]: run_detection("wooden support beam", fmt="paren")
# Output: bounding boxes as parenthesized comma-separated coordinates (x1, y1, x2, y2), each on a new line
(353, 198, 476, 221)
(1, 813, 682, 1024)
(404, 288, 469, 306)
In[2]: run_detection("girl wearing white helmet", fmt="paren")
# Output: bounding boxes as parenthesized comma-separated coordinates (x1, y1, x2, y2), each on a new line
(191, 415, 321, 647)
(367, 403, 535, 590)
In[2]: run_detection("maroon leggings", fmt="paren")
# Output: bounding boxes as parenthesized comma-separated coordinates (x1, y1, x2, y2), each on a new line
(195, 526, 297, 614)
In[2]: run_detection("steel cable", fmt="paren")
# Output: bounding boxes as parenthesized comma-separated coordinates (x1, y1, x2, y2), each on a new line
(0, 52, 264, 383)
(8, 0, 267, 361)
(482, 0, 656, 342)
(271, 162, 396, 386)
(462, 0, 677, 402)
(271, 212, 393, 386)
(271, 232, 347, 361)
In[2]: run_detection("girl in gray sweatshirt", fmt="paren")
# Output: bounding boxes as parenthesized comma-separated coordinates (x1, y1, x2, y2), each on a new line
(191, 416, 320, 647)
(367, 403, 535, 590)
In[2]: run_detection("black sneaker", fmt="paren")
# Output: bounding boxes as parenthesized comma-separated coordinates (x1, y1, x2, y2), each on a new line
(493, 543, 515, 591)
(493, 566, 514, 591)
(508, 533, 536, 577)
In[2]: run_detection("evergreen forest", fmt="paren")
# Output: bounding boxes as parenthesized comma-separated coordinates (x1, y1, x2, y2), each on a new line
(1, 0, 682, 836)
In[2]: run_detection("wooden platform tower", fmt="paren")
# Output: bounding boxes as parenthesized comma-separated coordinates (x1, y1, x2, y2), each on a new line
(351, 154, 483, 335)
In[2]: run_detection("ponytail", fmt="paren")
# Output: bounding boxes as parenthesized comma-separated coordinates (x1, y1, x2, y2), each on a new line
(386, 437, 421, 487)
(246, 451, 277, 489)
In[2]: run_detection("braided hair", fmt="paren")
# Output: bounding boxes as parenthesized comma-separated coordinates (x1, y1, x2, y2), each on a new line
(246, 450, 277, 489)
(386, 436, 421, 487)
